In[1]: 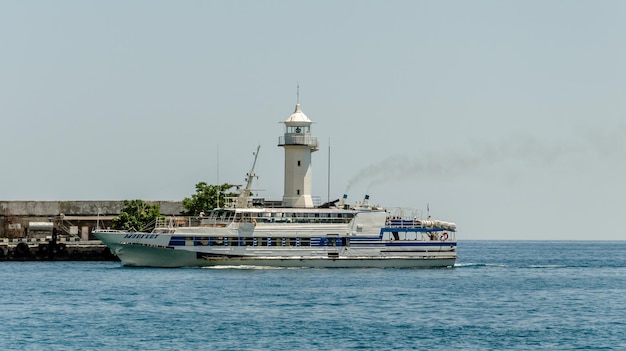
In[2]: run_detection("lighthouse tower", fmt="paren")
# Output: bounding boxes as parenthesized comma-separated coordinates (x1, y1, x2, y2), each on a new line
(278, 102, 319, 208)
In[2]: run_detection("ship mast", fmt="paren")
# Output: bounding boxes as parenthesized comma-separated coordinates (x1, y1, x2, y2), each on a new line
(234, 145, 260, 208)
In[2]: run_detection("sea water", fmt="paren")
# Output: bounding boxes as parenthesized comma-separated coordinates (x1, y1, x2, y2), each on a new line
(1, 241, 625, 350)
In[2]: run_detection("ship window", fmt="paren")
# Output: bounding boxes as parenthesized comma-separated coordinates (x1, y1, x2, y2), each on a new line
(300, 237, 310, 246)
(185, 237, 194, 246)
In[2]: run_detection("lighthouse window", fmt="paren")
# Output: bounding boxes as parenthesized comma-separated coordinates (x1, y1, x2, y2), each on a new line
(297, 190, 300, 195)
(297, 160, 301, 166)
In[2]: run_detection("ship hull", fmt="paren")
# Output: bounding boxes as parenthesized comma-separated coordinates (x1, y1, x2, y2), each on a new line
(95, 231, 456, 268)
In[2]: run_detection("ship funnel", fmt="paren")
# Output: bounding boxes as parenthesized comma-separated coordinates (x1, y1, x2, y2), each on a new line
(362, 194, 370, 208)
(339, 194, 349, 209)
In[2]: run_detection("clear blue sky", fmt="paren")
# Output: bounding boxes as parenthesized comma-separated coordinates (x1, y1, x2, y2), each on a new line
(1, 1, 625, 240)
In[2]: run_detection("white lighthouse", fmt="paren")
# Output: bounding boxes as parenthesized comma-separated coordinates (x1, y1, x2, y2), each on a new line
(278, 102, 319, 208)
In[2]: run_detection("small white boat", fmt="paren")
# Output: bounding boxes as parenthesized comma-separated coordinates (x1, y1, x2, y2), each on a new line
(94, 102, 457, 268)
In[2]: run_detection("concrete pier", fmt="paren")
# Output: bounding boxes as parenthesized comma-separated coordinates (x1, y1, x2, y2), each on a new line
(0, 237, 118, 261)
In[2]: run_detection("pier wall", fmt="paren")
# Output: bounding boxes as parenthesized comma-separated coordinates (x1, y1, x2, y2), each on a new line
(0, 200, 182, 217)
(0, 200, 183, 238)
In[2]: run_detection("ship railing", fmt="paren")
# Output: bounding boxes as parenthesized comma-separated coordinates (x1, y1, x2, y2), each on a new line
(252, 216, 352, 224)
(384, 208, 457, 232)
(386, 208, 422, 223)
(93, 228, 127, 233)
(386, 218, 422, 228)
(155, 216, 241, 229)
(223, 196, 266, 209)
(155, 217, 202, 229)
(222, 195, 323, 208)
(154, 214, 356, 228)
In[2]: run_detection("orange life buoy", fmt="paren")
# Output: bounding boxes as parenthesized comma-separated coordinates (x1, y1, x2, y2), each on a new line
(441, 232, 449, 241)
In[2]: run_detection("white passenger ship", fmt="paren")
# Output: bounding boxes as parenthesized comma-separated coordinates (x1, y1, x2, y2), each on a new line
(94, 102, 457, 268)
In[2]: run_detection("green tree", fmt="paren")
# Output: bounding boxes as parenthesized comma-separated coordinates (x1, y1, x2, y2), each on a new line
(112, 199, 162, 231)
(182, 182, 236, 215)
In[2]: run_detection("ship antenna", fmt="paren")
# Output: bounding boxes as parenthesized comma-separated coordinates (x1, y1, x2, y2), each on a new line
(216, 144, 220, 208)
(327, 137, 331, 205)
(236, 145, 261, 208)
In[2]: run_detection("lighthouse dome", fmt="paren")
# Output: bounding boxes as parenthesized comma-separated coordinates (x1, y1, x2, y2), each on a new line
(284, 104, 312, 127)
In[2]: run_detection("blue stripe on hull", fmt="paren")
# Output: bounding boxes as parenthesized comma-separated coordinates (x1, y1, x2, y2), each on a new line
(385, 242, 457, 247)
(380, 227, 452, 233)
